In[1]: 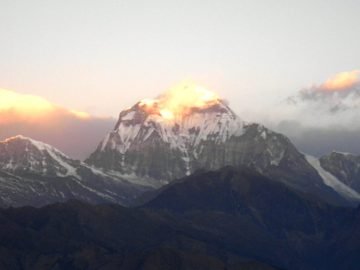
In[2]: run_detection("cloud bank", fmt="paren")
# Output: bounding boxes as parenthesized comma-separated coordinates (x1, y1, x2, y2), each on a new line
(2, 71, 360, 160)
(266, 70, 360, 156)
(0, 89, 114, 159)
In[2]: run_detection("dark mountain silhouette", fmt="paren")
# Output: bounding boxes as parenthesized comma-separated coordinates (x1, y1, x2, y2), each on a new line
(0, 167, 359, 270)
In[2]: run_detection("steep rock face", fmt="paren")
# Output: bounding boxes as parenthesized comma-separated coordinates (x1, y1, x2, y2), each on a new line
(305, 155, 360, 203)
(86, 100, 303, 183)
(86, 100, 244, 184)
(320, 152, 360, 192)
(192, 124, 321, 192)
(0, 135, 85, 179)
(86, 97, 348, 205)
(0, 136, 149, 207)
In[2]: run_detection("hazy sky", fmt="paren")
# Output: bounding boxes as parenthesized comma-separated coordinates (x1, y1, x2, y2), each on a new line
(1, 0, 360, 117)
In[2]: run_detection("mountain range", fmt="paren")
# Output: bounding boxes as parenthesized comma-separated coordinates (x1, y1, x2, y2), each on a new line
(0, 90, 359, 207)
(1, 86, 360, 269)
(0, 167, 359, 270)
(0, 135, 150, 207)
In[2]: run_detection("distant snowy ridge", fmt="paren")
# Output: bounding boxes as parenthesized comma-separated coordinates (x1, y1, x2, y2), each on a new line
(0, 135, 151, 207)
(0, 135, 79, 177)
(306, 155, 360, 201)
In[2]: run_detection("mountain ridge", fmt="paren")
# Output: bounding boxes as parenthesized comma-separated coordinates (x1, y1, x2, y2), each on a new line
(0, 166, 358, 270)
(0, 85, 359, 207)
(86, 86, 358, 206)
(0, 135, 150, 207)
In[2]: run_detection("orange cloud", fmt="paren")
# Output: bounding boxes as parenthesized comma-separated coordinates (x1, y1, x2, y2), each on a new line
(320, 70, 360, 92)
(139, 81, 220, 120)
(0, 88, 114, 159)
(0, 88, 89, 124)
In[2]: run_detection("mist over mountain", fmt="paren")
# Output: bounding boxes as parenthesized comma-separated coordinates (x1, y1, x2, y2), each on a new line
(0, 88, 115, 159)
(0, 116, 115, 160)
(257, 70, 360, 157)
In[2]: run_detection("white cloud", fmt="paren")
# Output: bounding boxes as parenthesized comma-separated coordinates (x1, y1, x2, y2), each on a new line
(244, 70, 360, 156)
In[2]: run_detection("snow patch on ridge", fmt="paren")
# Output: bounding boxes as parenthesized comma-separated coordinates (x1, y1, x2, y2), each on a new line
(331, 151, 355, 157)
(305, 155, 360, 201)
(101, 101, 245, 157)
(0, 135, 79, 177)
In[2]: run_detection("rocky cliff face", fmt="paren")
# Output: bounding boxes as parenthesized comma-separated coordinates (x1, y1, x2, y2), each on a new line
(86, 99, 244, 184)
(86, 86, 352, 206)
(0, 136, 150, 207)
(86, 99, 299, 182)
(320, 152, 360, 192)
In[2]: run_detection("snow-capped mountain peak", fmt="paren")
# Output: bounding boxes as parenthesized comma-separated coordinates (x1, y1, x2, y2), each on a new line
(85, 83, 359, 206)
(87, 83, 248, 179)
(0, 135, 153, 207)
(87, 84, 294, 183)
(105, 97, 245, 153)
(0, 135, 78, 177)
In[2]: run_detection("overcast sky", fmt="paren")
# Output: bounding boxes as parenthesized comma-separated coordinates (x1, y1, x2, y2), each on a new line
(1, 0, 360, 157)
(1, 0, 360, 116)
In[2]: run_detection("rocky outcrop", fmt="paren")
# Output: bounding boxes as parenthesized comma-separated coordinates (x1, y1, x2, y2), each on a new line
(320, 152, 360, 192)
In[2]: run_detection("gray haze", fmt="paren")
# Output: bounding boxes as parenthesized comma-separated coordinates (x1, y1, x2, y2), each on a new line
(263, 75, 360, 156)
(0, 113, 115, 160)
(274, 121, 360, 157)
